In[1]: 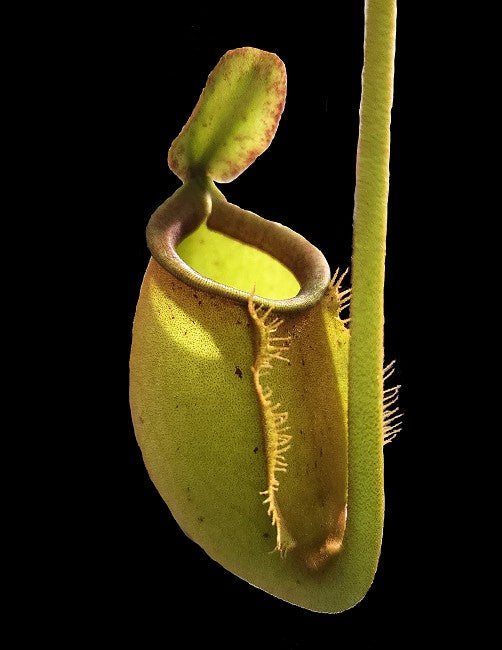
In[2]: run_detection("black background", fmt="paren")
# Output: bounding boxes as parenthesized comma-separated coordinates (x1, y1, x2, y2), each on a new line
(33, 4, 463, 647)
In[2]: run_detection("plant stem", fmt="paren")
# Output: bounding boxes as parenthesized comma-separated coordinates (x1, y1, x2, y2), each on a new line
(346, 0, 397, 585)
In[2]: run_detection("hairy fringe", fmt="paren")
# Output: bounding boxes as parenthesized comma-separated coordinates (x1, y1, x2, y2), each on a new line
(248, 292, 295, 555)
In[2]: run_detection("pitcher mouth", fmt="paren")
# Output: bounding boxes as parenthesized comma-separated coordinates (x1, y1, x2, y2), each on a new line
(146, 179, 331, 312)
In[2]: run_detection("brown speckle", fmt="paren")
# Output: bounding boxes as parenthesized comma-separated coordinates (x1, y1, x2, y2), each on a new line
(301, 358, 305, 366)
(198, 516, 205, 523)
(263, 532, 270, 539)
(253, 447, 258, 454)
(235, 366, 243, 379)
